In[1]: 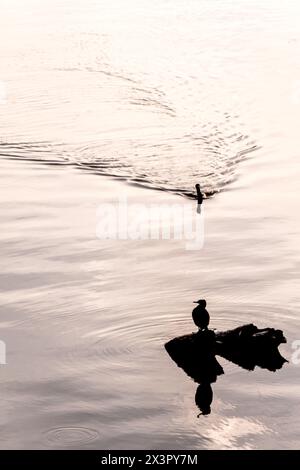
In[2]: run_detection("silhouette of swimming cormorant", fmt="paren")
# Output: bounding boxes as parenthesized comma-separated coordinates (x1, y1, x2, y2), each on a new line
(195, 183, 203, 205)
(165, 298, 287, 416)
(192, 299, 210, 331)
(195, 382, 213, 416)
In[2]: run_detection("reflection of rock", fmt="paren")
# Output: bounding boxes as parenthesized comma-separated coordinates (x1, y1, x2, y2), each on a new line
(165, 323, 287, 416)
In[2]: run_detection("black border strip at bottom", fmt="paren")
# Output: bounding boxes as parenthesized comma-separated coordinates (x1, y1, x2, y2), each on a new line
(0, 450, 298, 466)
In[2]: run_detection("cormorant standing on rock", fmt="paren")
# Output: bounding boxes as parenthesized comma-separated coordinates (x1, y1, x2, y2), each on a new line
(192, 299, 210, 331)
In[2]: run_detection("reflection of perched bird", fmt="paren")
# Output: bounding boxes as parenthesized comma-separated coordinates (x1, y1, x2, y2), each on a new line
(192, 299, 210, 330)
(195, 382, 213, 416)
(195, 184, 203, 205)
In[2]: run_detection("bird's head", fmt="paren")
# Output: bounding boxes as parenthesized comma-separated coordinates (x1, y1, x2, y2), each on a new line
(193, 299, 206, 307)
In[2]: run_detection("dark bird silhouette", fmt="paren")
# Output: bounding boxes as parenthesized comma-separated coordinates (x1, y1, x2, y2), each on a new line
(192, 299, 210, 331)
(195, 183, 203, 205)
(165, 310, 287, 417)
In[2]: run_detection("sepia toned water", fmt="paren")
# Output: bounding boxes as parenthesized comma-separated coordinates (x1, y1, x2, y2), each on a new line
(0, 0, 300, 449)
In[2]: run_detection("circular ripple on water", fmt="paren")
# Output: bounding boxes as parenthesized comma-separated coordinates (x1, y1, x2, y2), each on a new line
(45, 427, 99, 447)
